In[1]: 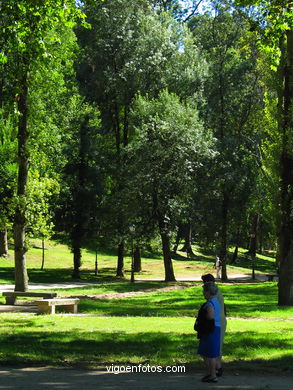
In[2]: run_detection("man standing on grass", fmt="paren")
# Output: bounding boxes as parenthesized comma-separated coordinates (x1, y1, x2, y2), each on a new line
(214, 256, 222, 279)
(201, 274, 227, 377)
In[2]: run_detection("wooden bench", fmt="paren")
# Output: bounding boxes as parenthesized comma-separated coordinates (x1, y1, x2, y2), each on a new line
(2, 291, 57, 305)
(35, 298, 80, 314)
(266, 274, 278, 282)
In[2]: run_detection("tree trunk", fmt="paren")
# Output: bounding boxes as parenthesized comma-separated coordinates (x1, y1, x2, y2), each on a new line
(158, 215, 176, 282)
(278, 29, 293, 306)
(160, 230, 176, 282)
(95, 250, 98, 276)
(14, 65, 29, 292)
(172, 226, 182, 253)
(251, 254, 256, 280)
(133, 246, 141, 272)
(116, 241, 124, 277)
(258, 218, 263, 254)
(180, 222, 195, 257)
(248, 213, 260, 257)
(71, 116, 90, 280)
(41, 237, 45, 270)
(72, 246, 81, 279)
(250, 213, 259, 281)
(14, 222, 28, 291)
(219, 191, 229, 281)
(0, 228, 8, 257)
(230, 245, 238, 265)
(152, 186, 176, 282)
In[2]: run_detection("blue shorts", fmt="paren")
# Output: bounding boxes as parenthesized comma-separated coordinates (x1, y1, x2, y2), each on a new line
(197, 326, 221, 358)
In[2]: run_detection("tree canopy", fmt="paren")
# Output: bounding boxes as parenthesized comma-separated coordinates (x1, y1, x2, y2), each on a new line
(0, 0, 292, 303)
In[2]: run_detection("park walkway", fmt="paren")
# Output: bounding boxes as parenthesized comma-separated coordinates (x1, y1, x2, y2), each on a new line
(0, 272, 274, 293)
(0, 273, 271, 310)
(0, 273, 275, 311)
(0, 366, 291, 390)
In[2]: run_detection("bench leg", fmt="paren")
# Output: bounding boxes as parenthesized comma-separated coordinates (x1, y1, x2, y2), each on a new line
(62, 304, 78, 314)
(38, 304, 55, 314)
(5, 297, 16, 305)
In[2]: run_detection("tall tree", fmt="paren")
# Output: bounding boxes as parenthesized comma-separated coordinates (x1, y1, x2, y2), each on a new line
(55, 103, 104, 279)
(274, 11, 293, 305)
(0, 0, 82, 291)
(77, 0, 204, 276)
(0, 112, 17, 256)
(234, 0, 293, 304)
(189, 7, 263, 280)
(127, 90, 214, 281)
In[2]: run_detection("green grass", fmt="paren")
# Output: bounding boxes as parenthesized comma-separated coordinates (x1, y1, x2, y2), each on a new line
(0, 314, 291, 371)
(77, 282, 292, 319)
(0, 239, 278, 285)
(0, 239, 288, 372)
(1, 281, 290, 319)
(13, 281, 289, 320)
(0, 282, 291, 371)
(41, 281, 181, 295)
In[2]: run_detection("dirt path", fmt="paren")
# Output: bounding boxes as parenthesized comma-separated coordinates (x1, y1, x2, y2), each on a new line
(0, 273, 273, 294)
(0, 367, 291, 390)
(69, 283, 193, 300)
(0, 276, 279, 308)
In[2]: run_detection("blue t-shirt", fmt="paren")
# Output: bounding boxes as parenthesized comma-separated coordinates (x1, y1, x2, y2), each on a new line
(205, 297, 221, 327)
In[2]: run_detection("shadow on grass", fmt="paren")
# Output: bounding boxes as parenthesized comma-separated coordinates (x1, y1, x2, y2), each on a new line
(0, 268, 14, 284)
(225, 330, 293, 372)
(230, 253, 277, 274)
(0, 267, 122, 284)
(171, 247, 215, 263)
(0, 326, 190, 366)
(0, 321, 292, 372)
(62, 281, 179, 295)
(78, 298, 196, 317)
(72, 282, 291, 319)
(28, 268, 122, 283)
(78, 297, 290, 318)
(185, 244, 278, 274)
(171, 253, 199, 262)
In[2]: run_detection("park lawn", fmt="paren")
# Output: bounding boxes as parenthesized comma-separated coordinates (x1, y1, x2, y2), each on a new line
(0, 241, 286, 372)
(0, 314, 291, 372)
(76, 285, 293, 319)
(1, 282, 291, 319)
(21, 281, 291, 320)
(0, 239, 277, 284)
(0, 281, 291, 320)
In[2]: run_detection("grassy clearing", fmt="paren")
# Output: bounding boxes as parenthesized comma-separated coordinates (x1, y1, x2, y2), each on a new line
(1, 281, 290, 319)
(0, 314, 291, 371)
(75, 282, 292, 319)
(0, 239, 277, 284)
(6, 281, 288, 320)
(0, 239, 287, 372)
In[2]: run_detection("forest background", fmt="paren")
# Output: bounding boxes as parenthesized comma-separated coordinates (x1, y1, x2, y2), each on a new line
(0, 0, 292, 305)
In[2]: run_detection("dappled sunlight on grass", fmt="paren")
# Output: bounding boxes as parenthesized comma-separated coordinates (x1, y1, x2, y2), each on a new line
(1, 239, 277, 284)
(45, 281, 183, 296)
(0, 240, 289, 373)
(0, 315, 195, 365)
(227, 247, 277, 274)
(65, 282, 292, 319)
(225, 321, 293, 371)
(0, 314, 292, 370)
